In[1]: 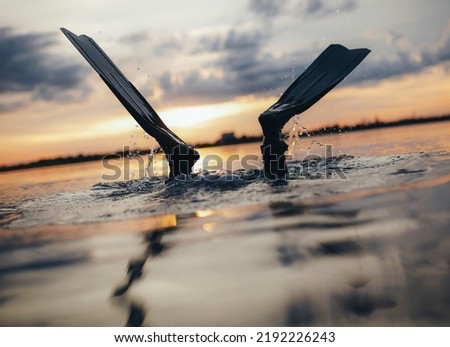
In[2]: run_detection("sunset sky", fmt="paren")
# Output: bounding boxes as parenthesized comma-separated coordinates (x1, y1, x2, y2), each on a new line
(1, 0, 449, 166)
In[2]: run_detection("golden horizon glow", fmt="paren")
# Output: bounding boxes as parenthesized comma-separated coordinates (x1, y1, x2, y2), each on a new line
(159, 99, 264, 128)
(196, 209, 215, 218)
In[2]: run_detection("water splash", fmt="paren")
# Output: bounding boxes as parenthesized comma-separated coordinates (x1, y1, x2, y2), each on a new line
(287, 115, 303, 158)
(126, 128, 161, 179)
(5, 153, 433, 230)
(287, 116, 327, 158)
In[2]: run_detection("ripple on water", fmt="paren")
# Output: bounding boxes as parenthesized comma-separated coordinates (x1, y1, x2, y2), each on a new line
(3, 153, 439, 229)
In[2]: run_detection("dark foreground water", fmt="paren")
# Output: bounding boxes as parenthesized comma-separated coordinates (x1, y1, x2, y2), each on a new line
(0, 122, 449, 326)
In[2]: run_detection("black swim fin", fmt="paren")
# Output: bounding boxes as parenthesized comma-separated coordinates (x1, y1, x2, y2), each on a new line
(261, 44, 370, 124)
(259, 44, 370, 178)
(60, 28, 199, 177)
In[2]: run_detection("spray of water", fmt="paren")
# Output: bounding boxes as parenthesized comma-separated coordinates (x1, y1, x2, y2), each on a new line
(287, 116, 327, 160)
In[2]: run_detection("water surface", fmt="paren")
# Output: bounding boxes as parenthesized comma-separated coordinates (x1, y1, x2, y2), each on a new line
(0, 122, 449, 326)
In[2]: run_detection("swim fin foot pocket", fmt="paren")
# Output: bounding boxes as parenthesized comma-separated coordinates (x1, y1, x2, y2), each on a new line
(167, 145, 200, 178)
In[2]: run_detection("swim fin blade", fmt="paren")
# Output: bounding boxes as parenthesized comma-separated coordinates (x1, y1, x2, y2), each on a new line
(263, 44, 370, 121)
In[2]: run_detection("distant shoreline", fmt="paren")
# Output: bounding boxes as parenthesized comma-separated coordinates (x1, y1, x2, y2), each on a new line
(1, 114, 449, 173)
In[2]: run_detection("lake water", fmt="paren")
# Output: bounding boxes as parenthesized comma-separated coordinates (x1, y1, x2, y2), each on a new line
(0, 121, 449, 326)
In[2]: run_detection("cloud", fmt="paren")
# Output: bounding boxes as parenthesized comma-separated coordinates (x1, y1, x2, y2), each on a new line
(0, 27, 89, 112)
(119, 30, 186, 58)
(158, 28, 309, 105)
(159, 47, 448, 107)
(305, 0, 323, 15)
(96, 13, 450, 111)
(0, 100, 28, 113)
(153, 37, 184, 57)
(156, 18, 450, 107)
(119, 31, 149, 45)
(248, 0, 287, 19)
(358, 26, 450, 83)
(435, 20, 450, 62)
(194, 28, 268, 54)
(301, 0, 358, 17)
(247, 0, 358, 20)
